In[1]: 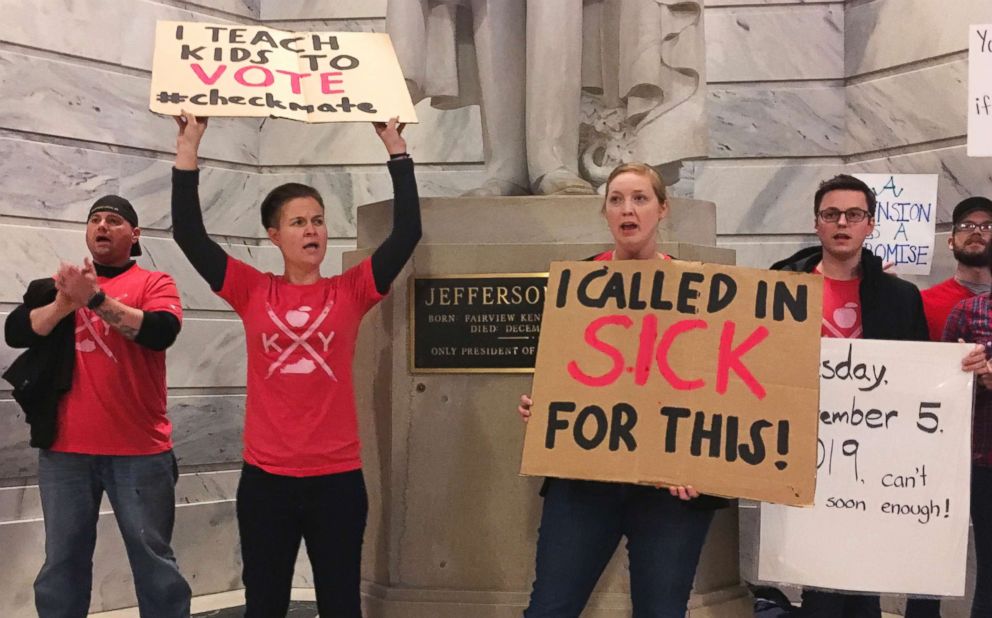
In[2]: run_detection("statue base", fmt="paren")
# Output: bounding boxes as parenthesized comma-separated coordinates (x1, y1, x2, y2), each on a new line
(348, 196, 749, 617)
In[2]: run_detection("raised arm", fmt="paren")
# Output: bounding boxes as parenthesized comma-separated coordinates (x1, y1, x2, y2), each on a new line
(171, 111, 229, 291)
(370, 118, 422, 295)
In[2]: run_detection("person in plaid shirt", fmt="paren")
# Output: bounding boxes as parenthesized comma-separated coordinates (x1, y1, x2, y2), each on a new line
(943, 264, 992, 618)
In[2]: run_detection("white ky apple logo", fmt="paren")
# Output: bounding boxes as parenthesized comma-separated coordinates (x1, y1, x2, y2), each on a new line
(285, 306, 312, 328)
(833, 302, 859, 329)
(77, 339, 96, 353)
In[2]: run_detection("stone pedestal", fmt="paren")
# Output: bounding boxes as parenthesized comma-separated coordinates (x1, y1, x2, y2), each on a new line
(347, 196, 751, 617)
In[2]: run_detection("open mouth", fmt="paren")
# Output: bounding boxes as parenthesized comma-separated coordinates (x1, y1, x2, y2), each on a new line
(619, 222, 639, 233)
(95, 235, 111, 244)
(303, 242, 320, 251)
(833, 233, 851, 241)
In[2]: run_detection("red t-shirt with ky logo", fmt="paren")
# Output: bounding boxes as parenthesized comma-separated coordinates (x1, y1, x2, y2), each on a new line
(817, 268, 863, 339)
(219, 256, 385, 477)
(53, 264, 183, 455)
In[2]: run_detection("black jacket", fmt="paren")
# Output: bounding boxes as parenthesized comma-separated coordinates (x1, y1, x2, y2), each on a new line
(2, 279, 76, 448)
(770, 246, 928, 342)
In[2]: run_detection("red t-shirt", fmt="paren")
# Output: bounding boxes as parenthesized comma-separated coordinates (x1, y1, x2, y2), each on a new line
(817, 270, 862, 339)
(53, 265, 182, 455)
(593, 250, 672, 261)
(218, 256, 384, 477)
(921, 278, 974, 342)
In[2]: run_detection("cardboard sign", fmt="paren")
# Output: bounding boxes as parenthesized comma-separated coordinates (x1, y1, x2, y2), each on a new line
(149, 21, 418, 123)
(758, 339, 973, 596)
(519, 260, 823, 506)
(856, 173, 939, 276)
(969, 25, 992, 157)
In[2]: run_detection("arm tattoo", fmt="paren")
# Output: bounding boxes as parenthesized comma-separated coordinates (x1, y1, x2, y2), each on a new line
(94, 305, 140, 340)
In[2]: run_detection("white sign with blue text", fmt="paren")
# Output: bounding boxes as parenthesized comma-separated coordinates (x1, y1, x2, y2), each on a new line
(969, 25, 992, 157)
(856, 173, 938, 276)
(758, 339, 973, 596)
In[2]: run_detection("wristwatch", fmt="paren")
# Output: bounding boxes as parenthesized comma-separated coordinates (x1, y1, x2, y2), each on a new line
(87, 289, 107, 310)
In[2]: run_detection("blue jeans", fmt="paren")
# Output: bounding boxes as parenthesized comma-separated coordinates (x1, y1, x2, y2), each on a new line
(34, 450, 191, 618)
(525, 478, 714, 618)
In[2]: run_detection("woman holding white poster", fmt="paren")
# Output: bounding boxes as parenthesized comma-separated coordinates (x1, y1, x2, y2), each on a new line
(516, 162, 724, 617)
(169, 111, 420, 617)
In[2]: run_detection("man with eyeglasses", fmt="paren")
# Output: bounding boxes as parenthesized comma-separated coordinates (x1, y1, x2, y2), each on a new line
(771, 175, 987, 617)
(920, 197, 992, 342)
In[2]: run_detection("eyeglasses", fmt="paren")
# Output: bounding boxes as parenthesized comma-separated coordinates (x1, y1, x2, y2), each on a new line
(953, 221, 992, 234)
(817, 208, 871, 223)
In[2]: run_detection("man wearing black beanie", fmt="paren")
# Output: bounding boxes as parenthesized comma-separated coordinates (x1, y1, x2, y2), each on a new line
(3, 195, 191, 617)
(920, 196, 992, 342)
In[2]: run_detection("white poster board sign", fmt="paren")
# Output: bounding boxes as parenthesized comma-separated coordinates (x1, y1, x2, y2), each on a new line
(857, 174, 938, 276)
(758, 339, 973, 596)
(969, 25, 992, 157)
(149, 21, 418, 123)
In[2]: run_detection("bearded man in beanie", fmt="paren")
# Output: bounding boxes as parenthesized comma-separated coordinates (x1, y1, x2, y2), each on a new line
(3, 196, 191, 617)
(920, 196, 992, 341)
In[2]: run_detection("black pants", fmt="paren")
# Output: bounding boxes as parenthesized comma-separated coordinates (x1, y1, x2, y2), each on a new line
(798, 590, 880, 618)
(236, 463, 368, 618)
(904, 465, 992, 618)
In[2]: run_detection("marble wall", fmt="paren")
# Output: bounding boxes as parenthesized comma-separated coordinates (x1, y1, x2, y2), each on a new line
(706, 0, 992, 284)
(1, 0, 990, 615)
(0, 0, 482, 615)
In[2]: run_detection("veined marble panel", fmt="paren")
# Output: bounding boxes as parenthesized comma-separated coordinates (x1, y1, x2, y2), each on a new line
(169, 319, 247, 388)
(0, 51, 259, 165)
(257, 100, 483, 166)
(0, 137, 126, 223)
(171, 394, 245, 467)
(852, 145, 992, 224)
(846, 0, 992, 76)
(122, 1, 242, 73)
(0, 313, 15, 379)
(257, 19, 384, 33)
(260, 0, 387, 20)
(701, 146, 991, 236)
(0, 396, 245, 482)
(186, 0, 260, 18)
(0, 0, 241, 72)
(0, 225, 349, 310)
(119, 154, 270, 236)
(706, 4, 843, 82)
(0, 0, 119, 66)
(0, 397, 35, 480)
(0, 137, 271, 238)
(708, 84, 844, 157)
(846, 59, 966, 155)
(695, 160, 844, 235)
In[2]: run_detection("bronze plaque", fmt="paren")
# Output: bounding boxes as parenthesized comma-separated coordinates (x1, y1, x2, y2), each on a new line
(409, 273, 549, 373)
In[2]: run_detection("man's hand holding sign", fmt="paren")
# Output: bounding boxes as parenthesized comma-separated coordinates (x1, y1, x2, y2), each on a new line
(520, 259, 824, 506)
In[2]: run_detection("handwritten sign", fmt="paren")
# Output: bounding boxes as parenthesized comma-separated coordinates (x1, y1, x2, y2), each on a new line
(969, 25, 992, 157)
(149, 21, 418, 123)
(758, 339, 973, 596)
(519, 260, 823, 506)
(856, 173, 938, 276)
